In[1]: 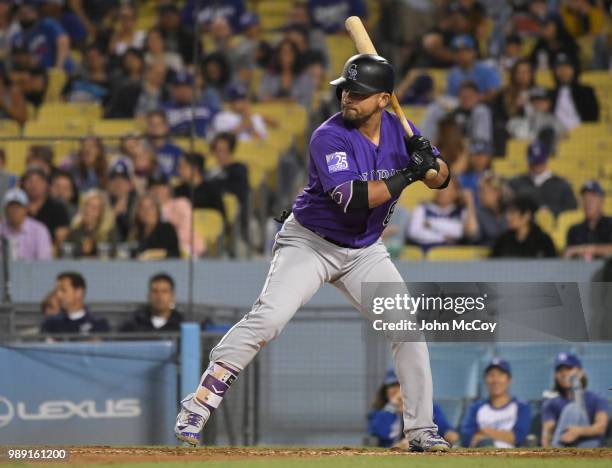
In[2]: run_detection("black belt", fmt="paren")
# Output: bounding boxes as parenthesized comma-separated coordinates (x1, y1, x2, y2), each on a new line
(314, 231, 358, 249)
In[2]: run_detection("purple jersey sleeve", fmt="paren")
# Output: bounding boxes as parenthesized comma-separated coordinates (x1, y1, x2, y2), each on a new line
(310, 133, 361, 193)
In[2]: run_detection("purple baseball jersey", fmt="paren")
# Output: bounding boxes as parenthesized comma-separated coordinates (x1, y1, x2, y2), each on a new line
(293, 110, 436, 248)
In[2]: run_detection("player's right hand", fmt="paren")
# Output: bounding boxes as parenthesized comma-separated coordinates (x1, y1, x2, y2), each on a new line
(404, 135, 439, 181)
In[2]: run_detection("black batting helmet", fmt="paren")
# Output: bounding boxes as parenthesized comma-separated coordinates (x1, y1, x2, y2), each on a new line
(330, 54, 394, 99)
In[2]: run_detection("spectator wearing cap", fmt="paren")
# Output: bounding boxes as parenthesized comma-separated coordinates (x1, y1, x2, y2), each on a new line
(508, 140, 577, 217)
(565, 181, 612, 259)
(157, 4, 199, 66)
(148, 173, 205, 257)
(21, 167, 70, 247)
(451, 81, 493, 145)
(41, 272, 110, 336)
(491, 194, 556, 258)
(174, 152, 225, 216)
(459, 140, 493, 204)
(212, 84, 267, 141)
(541, 352, 608, 448)
(530, 16, 579, 71)
(108, 161, 138, 242)
(64, 189, 118, 258)
(128, 193, 180, 259)
(368, 368, 459, 448)
(475, 172, 508, 247)
(550, 53, 599, 130)
(507, 86, 566, 152)
(145, 110, 183, 178)
(0, 64, 27, 124)
(0, 188, 52, 260)
(163, 71, 220, 137)
(460, 359, 530, 448)
(120, 273, 184, 333)
(11, 1, 71, 71)
(446, 34, 501, 101)
(308, 0, 367, 34)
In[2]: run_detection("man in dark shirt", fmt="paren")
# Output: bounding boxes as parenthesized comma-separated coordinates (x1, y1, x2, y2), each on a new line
(21, 167, 70, 245)
(565, 180, 612, 259)
(120, 273, 183, 332)
(174, 152, 225, 216)
(41, 272, 110, 336)
(491, 195, 557, 258)
(508, 140, 577, 217)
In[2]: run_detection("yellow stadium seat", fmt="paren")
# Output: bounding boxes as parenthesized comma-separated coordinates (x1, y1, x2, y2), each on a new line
(193, 209, 224, 254)
(234, 140, 280, 171)
(42, 68, 68, 103)
(400, 106, 427, 127)
(37, 102, 102, 122)
(24, 119, 89, 137)
(426, 246, 490, 261)
(92, 119, 141, 137)
(605, 197, 612, 214)
(552, 209, 584, 251)
(505, 139, 529, 161)
(0, 140, 28, 175)
(536, 207, 556, 234)
(222, 193, 240, 224)
(400, 245, 424, 261)
(427, 69, 448, 97)
(398, 182, 433, 210)
(326, 34, 356, 76)
(535, 69, 555, 88)
(0, 120, 20, 137)
(492, 158, 527, 177)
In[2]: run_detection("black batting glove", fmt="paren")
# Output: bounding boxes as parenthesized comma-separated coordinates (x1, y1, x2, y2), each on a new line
(404, 135, 439, 181)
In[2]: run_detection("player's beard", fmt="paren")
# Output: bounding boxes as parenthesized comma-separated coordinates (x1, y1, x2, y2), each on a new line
(341, 104, 377, 127)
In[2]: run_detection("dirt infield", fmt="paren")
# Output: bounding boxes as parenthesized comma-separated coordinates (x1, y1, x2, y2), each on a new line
(57, 446, 612, 465)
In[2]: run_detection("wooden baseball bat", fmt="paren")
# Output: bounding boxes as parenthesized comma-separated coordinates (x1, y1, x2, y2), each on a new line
(344, 16, 438, 180)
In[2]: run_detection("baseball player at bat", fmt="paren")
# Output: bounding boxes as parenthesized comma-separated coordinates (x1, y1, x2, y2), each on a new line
(175, 53, 452, 452)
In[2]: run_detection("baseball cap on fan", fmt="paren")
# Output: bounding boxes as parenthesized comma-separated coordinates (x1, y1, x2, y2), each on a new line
(554, 352, 582, 370)
(580, 180, 604, 197)
(383, 368, 399, 386)
(451, 34, 476, 50)
(3, 188, 28, 209)
(526, 140, 550, 166)
(484, 358, 511, 376)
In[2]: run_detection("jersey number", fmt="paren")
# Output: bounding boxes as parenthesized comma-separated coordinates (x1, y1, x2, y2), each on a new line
(383, 200, 398, 227)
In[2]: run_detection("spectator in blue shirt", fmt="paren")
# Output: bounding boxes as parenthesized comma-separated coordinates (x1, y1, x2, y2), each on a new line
(145, 111, 183, 178)
(541, 352, 609, 448)
(461, 359, 531, 448)
(163, 71, 219, 137)
(181, 0, 245, 33)
(308, 0, 367, 34)
(12, 1, 71, 71)
(367, 369, 459, 448)
(446, 34, 501, 101)
(459, 140, 493, 205)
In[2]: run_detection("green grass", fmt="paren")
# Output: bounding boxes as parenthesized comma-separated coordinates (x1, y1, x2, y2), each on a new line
(3, 456, 611, 468)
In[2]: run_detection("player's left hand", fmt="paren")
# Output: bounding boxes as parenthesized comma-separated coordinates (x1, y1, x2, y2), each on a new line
(403, 135, 439, 181)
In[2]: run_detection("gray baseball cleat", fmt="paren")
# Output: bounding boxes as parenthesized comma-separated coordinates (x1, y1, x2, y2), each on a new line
(175, 393, 211, 446)
(408, 430, 451, 452)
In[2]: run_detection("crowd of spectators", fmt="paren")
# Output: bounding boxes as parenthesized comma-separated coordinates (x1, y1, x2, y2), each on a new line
(368, 355, 609, 448)
(0, 0, 610, 261)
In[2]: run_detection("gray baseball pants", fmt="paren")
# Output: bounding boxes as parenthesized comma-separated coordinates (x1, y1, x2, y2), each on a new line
(209, 214, 436, 439)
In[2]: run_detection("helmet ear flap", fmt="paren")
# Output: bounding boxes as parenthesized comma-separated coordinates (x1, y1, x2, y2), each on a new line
(335, 86, 343, 100)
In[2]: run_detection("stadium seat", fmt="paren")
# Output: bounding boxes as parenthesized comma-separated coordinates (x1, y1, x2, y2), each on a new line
(0, 140, 28, 175)
(428, 69, 448, 97)
(37, 102, 102, 123)
(193, 209, 224, 254)
(551, 209, 583, 250)
(398, 182, 432, 210)
(399, 245, 424, 261)
(426, 246, 490, 261)
(92, 119, 142, 137)
(326, 34, 356, 76)
(24, 119, 89, 138)
(42, 68, 68, 103)
(174, 137, 209, 156)
(400, 106, 427, 127)
(535, 207, 556, 234)
(0, 120, 20, 137)
(223, 193, 240, 225)
(505, 139, 529, 161)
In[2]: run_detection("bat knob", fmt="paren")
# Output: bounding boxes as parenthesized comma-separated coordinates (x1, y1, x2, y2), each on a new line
(425, 168, 438, 181)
